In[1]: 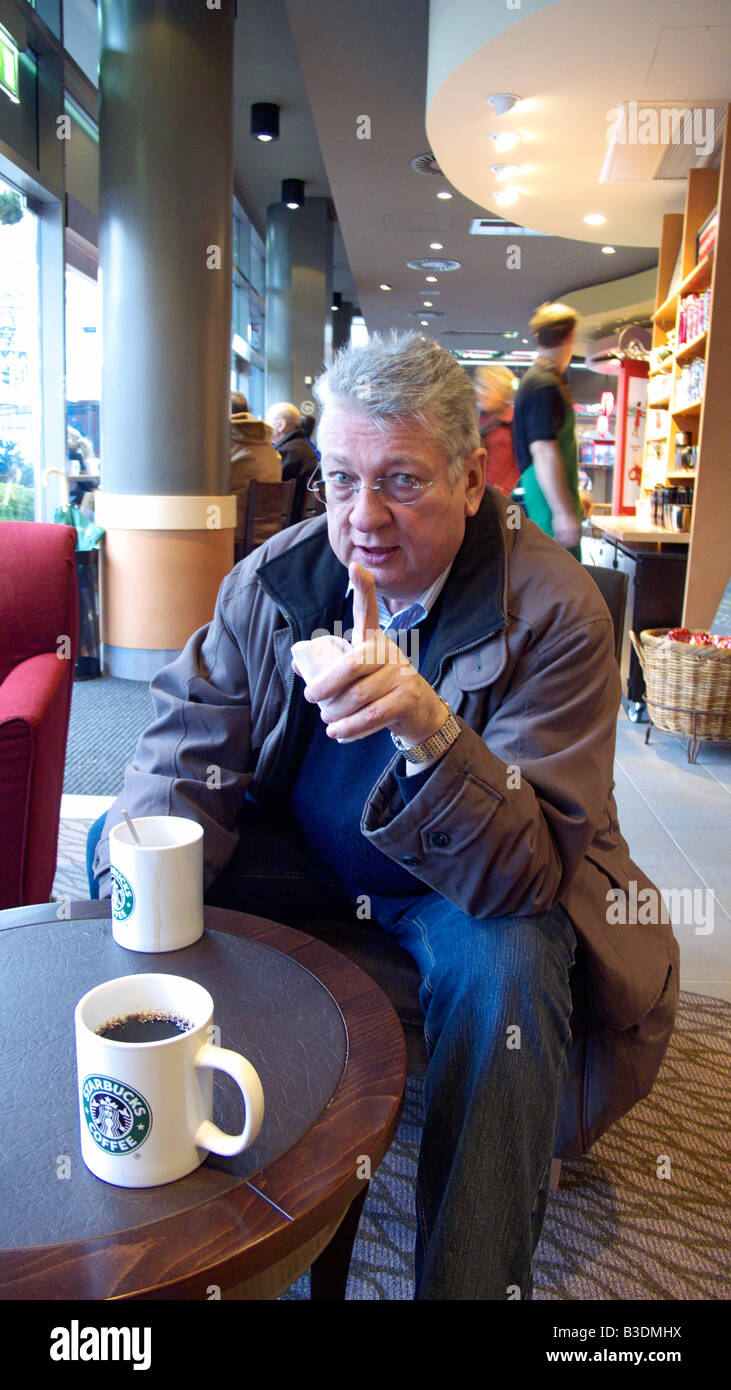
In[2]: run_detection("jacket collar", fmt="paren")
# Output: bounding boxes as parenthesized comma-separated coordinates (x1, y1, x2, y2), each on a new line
(255, 489, 506, 665)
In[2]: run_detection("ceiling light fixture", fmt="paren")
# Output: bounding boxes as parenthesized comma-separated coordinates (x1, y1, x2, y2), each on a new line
(430, 242, 444, 250)
(486, 93, 521, 117)
(436, 190, 453, 200)
(602, 245, 616, 254)
(494, 187, 519, 207)
(491, 164, 521, 182)
(331, 291, 342, 310)
(281, 178, 305, 209)
(425, 275, 438, 282)
(490, 131, 520, 152)
(583, 213, 606, 225)
(250, 103, 280, 142)
(379, 283, 392, 291)
(420, 320, 429, 326)
(423, 301, 433, 307)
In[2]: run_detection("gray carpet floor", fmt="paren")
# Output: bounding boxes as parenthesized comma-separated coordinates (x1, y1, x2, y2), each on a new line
(64, 676, 155, 795)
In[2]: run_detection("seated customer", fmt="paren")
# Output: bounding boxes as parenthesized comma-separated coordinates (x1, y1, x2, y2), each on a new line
(92, 332, 678, 1300)
(265, 401, 319, 520)
(228, 393, 281, 528)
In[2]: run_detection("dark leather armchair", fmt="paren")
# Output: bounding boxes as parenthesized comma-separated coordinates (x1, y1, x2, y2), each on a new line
(0, 523, 78, 908)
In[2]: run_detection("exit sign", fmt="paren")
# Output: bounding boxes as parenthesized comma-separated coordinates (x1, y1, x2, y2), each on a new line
(0, 27, 19, 104)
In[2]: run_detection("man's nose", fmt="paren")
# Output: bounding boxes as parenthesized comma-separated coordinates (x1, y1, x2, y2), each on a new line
(347, 483, 391, 529)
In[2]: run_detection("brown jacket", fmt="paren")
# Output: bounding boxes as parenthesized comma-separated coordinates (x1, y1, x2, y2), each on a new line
(94, 490, 679, 1157)
(229, 414, 281, 533)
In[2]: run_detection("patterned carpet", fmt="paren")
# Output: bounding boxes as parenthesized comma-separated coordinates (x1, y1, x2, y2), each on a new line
(50, 820, 731, 1304)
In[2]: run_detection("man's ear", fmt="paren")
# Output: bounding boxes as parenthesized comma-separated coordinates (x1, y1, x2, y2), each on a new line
(464, 448, 487, 516)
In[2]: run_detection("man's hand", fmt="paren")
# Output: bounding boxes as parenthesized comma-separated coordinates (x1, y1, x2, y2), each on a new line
(551, 508, 581, 549)
(297, 562, 446, 747)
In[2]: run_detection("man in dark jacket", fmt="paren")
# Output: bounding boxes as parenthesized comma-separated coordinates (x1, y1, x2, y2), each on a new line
(93, 334, 678, 1300)
(265, 401, 319, 521)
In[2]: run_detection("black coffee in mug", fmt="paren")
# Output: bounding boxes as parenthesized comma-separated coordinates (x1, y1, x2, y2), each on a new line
(96, 1009, 193, 1044)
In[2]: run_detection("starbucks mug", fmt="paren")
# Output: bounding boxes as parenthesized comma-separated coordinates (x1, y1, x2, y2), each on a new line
(75, 973, 265, 1188)
(109, 815, 204, 953)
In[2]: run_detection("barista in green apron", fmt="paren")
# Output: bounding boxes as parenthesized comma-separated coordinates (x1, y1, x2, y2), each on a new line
(518, 372, 583, 560)
(511, 303, 583, 561)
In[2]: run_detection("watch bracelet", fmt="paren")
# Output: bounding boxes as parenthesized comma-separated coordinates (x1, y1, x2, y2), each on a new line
(391, 699, 460, 763)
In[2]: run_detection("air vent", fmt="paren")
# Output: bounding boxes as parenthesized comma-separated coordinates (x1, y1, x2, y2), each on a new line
(410, 153, 443, 176)
(601, 101, 726, 182)
(407, 310, 444, 320)
(469, 219, 548, 236)
(407, 258, 461, 272)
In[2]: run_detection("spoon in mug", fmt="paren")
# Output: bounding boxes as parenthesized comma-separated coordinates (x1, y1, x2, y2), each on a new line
(122, 809, 142, 846)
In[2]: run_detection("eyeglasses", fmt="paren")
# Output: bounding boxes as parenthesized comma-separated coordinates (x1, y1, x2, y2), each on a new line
(307, 465, 453, 507)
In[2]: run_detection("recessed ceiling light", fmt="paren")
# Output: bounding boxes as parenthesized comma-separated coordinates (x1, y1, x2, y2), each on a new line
(522, 338, 528, 344)
(486, 93, 521, 117)
(495, 187, 519, 206)
(602, 245, 616, 254)
(423, 300, 433, 307)
(490, 131, 520, 152)
(420, 320, 429, 326)
(583, 213, 606, 225)
(436, 190, 453, 200)
(491, 164, 521, 182)
(379, 283, 392, 291)
(425, 275, 438, 282)
(430, 242, 444, 250)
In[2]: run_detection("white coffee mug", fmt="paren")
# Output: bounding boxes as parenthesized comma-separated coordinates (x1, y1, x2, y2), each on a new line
(110, 815, 204, 952)
(75, 973, 265, 1188)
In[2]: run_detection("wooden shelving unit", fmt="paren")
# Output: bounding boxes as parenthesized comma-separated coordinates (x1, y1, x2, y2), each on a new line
(639, 108, 731, 628)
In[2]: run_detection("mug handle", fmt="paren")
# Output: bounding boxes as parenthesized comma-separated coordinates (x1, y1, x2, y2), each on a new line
(193, 1044, 265, 1156)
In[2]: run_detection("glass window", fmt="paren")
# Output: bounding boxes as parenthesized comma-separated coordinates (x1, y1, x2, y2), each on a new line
(64, 267, 101, 493)
(0, 179, 41, 522)
(63, 0, 100, 85)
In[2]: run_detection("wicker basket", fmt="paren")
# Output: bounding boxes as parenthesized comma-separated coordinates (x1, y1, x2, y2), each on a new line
(630, 629, 731, 747)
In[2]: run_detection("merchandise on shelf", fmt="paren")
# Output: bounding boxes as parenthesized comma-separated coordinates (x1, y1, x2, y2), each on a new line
(677, 289, 711, 346)
(648, 372, 673, 404)
(674, 357, 705, 410)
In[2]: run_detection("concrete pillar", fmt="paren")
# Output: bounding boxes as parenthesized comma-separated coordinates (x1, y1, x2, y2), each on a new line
(95, 0, 236, 679)
(265, 197, 333, 410)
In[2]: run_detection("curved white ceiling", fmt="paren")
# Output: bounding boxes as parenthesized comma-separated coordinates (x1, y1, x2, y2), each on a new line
(427, 0, 731, 247)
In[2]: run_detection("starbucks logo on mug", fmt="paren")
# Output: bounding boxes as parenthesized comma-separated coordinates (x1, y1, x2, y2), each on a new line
(111, 866, 135, 921)
(82, 1075, 152, 1154)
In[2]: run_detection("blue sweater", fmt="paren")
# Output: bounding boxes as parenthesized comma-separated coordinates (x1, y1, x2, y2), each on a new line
(289, 595, 440, 925)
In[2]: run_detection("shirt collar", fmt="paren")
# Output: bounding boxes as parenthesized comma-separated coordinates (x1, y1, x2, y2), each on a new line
(346, 561, 453, 636)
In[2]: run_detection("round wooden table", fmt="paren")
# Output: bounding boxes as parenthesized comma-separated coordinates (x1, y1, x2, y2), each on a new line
(0, 902, 406, 1300)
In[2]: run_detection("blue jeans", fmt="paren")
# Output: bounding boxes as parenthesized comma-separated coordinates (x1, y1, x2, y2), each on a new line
(87, 804, 576, 1299)
(386, 895, 575, 1299)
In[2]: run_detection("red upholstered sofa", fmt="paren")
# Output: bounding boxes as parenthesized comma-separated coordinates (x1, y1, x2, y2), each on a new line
(0, 523, 78, 908)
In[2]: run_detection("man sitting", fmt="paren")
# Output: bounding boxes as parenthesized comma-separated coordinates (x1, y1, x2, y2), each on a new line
(93, 332, 678, 1300)
(265, 400, 319, 521)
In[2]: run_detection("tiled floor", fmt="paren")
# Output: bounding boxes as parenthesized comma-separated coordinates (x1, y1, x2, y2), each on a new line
(612, 707, 731, 1002)
(54, 711, 731, 1002)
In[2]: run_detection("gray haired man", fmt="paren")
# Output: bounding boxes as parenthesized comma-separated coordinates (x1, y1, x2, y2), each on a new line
(93, 332, 678, 1299)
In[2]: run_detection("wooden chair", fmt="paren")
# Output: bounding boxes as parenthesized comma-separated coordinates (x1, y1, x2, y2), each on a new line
(235, 479, 297, 563)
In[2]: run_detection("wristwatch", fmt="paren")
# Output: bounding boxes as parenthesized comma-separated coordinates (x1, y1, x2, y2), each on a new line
(390, 699, 461, 764)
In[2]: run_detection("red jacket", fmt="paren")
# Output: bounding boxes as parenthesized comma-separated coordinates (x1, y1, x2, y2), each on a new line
(479, 404, 519, 496)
